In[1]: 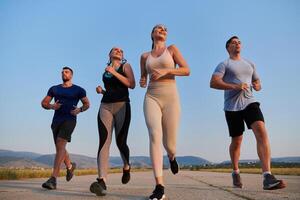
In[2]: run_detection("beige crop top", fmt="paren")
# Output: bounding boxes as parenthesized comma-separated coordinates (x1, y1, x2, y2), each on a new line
(145, 48, 175, 75)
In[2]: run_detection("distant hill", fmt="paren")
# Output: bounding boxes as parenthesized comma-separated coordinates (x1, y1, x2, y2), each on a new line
(0, 149, 299, 169)
(0, 149, 41, 159)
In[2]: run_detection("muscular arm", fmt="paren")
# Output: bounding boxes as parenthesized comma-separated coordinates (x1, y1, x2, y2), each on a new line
(41, 96, 54, 110)
(79, 96, 90, 112)
(210, 74, 247, 91)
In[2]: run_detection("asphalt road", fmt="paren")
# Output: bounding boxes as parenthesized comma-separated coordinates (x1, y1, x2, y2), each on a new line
(0, 170, 299, 200)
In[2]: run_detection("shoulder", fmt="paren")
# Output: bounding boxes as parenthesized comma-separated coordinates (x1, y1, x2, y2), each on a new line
(141, 52, 150, 60)
(167, 44, 178, 54)
(49, 84, 60, 90)
(242, 58, 255, 67)
(123, 62, 132, 72)
(73, 84, 86, 92)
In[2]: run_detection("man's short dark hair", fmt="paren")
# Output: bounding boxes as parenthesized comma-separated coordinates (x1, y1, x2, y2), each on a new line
(62, 66, 73, 74)
(226, 36, 239, 49)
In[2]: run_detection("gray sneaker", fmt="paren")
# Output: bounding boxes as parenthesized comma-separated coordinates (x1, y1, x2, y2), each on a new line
(232, 172, 243, 188)
(42, 176, 57, 190)
(263, 174, 286, 190)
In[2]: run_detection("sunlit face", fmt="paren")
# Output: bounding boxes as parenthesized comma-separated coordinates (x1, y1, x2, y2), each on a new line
(109, 47, 124, 61)
(227, 38, 242, 54)
(61, 69, 73, 82)
(151, 25, 168, 41)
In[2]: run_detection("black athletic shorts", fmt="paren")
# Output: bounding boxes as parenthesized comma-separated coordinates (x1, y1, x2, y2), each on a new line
(225, 102, 264, 137)
(51, 120, 76, 142)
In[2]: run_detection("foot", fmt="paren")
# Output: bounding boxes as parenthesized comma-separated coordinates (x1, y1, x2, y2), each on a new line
(42, 176, 57, 190)
(90, 178, 107, 196)
(66, 162, 76, 181)
(149, 184, 166, 200)
(122, 165, 131, 184)
(232, 172, 243, 188)
(169, 157, 179, 174)
(263, 174, 286, 190)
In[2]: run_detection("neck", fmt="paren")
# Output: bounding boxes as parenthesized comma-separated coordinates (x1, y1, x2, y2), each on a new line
(62, 81, 72, 87)
(229, 53, 241, 60)
(153, 40, 166, 50)
(111, 59, 121, 68)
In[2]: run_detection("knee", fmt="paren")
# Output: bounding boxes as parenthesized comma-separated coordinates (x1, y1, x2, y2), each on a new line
(231, 137, 242, 149)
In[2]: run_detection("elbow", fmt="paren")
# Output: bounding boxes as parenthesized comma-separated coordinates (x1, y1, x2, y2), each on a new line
(128, 81, 136, 89)
(41, 101, 48, 109)
(184, 67, 190, 76)
(210, 80, 216, 89)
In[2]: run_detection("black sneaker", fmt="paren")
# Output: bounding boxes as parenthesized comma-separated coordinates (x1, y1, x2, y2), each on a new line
(42, 176, 57, 190)
(90, 178, 107, 196)
(122, 165, 131, 184)
(169, 157, 179, 174)
(149, 184, 165, 200)
(232, 172, 243, 188)
(263, 174, 286, 190)
(66, 162, 76, 181)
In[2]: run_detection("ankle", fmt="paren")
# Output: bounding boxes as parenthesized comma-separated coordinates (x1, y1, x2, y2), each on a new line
(232, 169, 240, 174)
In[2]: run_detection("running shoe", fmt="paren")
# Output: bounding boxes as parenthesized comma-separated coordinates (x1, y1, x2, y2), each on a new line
(90, 178, 107, 196)
(149, 184, 165, 200)
(169, 157, 179, 174)
(263, 174, 286, 190)
(122, 165, 131, 184)
(42, 176, 57, 190)
(66, 162, 76, 181)
(232, 172, 243, 188)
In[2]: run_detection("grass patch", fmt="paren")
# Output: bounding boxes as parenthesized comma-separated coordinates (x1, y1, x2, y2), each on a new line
(0, 167, 151, 180)
(0, 167, 298, 180)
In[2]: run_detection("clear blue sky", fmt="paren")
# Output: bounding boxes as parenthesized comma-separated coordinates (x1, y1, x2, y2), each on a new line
(0, 0, 299, 162)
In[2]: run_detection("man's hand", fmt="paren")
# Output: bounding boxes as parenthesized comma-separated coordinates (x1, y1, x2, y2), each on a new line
(51, 100, 62, 110)
(70, 105, 81, 116)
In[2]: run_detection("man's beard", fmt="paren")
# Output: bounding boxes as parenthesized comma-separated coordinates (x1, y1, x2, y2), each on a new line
(62, 77, 70, 82)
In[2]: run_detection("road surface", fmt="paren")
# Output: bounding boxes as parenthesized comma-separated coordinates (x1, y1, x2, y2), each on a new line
(0, 170, 299, 199)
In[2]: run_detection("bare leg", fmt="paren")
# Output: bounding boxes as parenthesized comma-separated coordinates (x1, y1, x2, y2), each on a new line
(63, 150, 72, 169)
(155, 176, 164, 186)
(52, 137, 68, 177)
(229, 135, 243, 171)
(251, 121, 271, 172)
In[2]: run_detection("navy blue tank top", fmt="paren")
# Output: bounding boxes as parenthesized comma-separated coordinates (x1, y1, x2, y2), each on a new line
(101, 64, 130, 103)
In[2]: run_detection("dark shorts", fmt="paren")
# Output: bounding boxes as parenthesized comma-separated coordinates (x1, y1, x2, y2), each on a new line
(51, 120, 76, 143)
(225, 102, 264, 137)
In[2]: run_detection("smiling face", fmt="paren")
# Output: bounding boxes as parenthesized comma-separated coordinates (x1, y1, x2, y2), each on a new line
(151, 24, 168, 41)
(109, 47, 124, 61)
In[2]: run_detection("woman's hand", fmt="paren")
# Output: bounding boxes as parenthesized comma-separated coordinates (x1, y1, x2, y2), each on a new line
(139, 76, 147, 88)
(150, 68, 169, 81)
(96, 85, 103, 94)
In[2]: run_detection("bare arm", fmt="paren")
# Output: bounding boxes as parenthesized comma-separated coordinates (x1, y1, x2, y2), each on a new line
(106, 63, 135, 89)
(70, 96, 90, 116)
(210, 74, 248, 91)
(168, 45, 190, 76)
(41, 96, 61, 110)
(252, 79, 261, 91)
(139, 53, 149, 88)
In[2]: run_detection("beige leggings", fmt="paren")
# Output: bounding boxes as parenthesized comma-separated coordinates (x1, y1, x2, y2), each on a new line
(143, 82, 181, 178)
